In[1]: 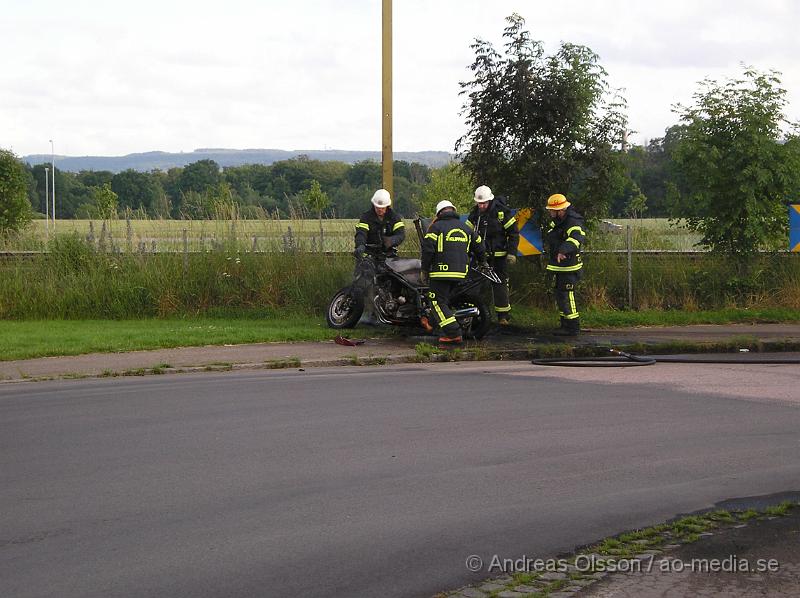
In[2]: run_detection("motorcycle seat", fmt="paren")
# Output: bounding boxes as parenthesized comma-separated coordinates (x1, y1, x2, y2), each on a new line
(386, 257, 421, 275)
(386, 257, 423, 285)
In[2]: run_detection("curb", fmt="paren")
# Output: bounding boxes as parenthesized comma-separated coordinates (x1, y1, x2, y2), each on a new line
(3, 338, 799, 384)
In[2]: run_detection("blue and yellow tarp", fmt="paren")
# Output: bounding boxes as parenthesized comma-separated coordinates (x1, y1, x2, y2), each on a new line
(513, 208, 543, 256)
(791, 205, 800, 252)
(458, 207, 543, 255)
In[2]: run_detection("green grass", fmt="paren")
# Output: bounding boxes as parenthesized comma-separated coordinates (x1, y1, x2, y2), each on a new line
(511, 306, 800, 328)
(0, 314, 373, 361)
(1, 303, 797, 362)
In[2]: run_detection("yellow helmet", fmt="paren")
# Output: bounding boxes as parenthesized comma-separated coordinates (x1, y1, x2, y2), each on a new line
(546, 194, 571, 210)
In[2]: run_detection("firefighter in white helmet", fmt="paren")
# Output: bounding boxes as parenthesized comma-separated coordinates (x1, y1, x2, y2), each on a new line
(420, 200, 486, 344)
(352, 189, 406, 324)
(354, 189, 406, 258)
(466, 185, 519, 325)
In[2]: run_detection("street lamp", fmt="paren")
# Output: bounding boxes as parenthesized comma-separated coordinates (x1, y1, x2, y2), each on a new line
(49, 139, 56, 229)
(44, 167, 50, 238)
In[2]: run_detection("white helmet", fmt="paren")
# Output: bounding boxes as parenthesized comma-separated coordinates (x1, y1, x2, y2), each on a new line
(435, 200, 456, 215)
(371, 188, 391, 208)
(474, 185, 494, 203)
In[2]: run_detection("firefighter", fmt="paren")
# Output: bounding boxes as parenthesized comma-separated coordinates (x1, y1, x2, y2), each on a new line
(544, 193, 586, 336)
(466, 185, 519, 324)
(354, 188, 405, 257)
(353, 189, 405, 324)
(420, 200, 486, 344)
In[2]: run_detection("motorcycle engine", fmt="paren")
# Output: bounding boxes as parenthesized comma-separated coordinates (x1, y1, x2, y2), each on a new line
(374, 284, 398, 315)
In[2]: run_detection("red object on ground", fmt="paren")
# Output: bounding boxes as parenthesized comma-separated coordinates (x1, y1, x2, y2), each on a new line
(334, 336, 366, 347)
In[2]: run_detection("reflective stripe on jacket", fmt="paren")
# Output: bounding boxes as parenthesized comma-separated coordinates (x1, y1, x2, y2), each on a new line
(466, 198, 519, 258)
(421, 212, 485, 279)
(354, 207, 405, 252)
(545, 206, 585, 272)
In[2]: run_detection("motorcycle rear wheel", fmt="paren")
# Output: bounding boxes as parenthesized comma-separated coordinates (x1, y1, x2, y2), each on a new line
(326, 286, 365, 329)
(453, 298, 491, 340)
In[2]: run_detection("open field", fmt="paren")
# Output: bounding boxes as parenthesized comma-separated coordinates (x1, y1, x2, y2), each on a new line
(594, 218, 704, 251)
(4, 218, 364, 253)
(2, 217, 708, 253)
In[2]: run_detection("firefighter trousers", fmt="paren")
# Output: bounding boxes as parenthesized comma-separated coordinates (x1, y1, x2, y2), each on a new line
(555, 271, 581, 330)
(490, 256, 511, 317)
(427, 280, 461, 336)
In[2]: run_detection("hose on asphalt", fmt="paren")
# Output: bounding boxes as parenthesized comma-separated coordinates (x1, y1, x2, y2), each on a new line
(531, 348, 800, 367)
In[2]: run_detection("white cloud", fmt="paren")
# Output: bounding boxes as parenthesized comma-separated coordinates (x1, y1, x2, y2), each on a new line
(2, 0, 798, 157)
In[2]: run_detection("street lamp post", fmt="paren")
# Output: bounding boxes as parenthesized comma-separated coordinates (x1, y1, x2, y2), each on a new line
(44, 167, 50, 239)
(50, 140, 56, 229)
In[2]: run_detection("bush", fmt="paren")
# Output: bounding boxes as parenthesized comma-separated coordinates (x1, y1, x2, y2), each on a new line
(0, 149, 32, 233)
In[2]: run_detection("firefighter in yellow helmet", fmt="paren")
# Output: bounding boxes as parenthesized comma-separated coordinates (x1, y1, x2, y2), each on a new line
(544, 194, 586, 336)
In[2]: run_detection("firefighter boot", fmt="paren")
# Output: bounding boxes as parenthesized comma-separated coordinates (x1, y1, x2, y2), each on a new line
(554, 317, 580, 336)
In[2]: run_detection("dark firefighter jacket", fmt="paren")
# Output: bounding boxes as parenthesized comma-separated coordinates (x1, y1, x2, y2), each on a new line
(466, 198, 519, 258)
(545, 206, 586, 273)
(421, 211, 485, 280)
(354, 208, 405, 254)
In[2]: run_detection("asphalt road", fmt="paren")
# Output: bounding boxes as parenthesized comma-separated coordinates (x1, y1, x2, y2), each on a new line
(2, 361, 799, 598)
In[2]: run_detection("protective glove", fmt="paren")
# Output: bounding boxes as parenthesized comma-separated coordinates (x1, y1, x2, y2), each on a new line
(506, 253, 517, 265)
(383, 236, 394, 249)
(354, 244, 366, 258)
(419, 271, 429, 285)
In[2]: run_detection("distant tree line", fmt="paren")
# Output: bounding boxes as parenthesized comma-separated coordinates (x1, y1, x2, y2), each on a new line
(5, 14, 800, 258)
(21, 156, 433, 220)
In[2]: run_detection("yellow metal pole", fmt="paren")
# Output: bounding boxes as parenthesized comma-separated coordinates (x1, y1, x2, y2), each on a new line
(382, 0, 393, 199)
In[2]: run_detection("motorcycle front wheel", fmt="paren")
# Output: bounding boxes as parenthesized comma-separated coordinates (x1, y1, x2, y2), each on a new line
(453, 298, 491, 340)
(326, 286, 365, 329)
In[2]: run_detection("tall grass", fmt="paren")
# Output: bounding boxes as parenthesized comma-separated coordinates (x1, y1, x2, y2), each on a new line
(1, 233, 798, 319)
(509, 253, 800, 311)
(0, 233, 353, 319)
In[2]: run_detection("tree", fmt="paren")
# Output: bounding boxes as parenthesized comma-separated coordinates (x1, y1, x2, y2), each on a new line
(417, 162, 474, 216)
(456, 13, 628, 220)
(670, 67, 800, 254)
(111, 169, 162, 213)
(0, 149, 32, 233)
(623, 183, 648, 220)
(301, 179, 330, 246)
(90, 183, 119, 220)
(178, 159, 221, 194)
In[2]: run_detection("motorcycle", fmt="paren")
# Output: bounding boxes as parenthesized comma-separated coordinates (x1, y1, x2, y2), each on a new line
(326, 236, 501, 339)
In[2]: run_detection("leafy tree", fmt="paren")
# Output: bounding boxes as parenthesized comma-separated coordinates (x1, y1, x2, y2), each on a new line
(456, 13, 628, 219)
(111, 169, 162, 212)
(0, 149, 32, 232)
(670, 67, 800, 254)
(178, 159, 221, 194)
(417, 162, 474, 216)
(300, 179, 330, 245)
(346, 160, 382, 189)
(623, 183, 648, 220)
(89, 183, 119, 219)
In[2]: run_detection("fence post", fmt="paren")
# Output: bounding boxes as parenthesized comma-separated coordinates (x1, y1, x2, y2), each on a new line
(182, 228, 189, 274)
(626, 224, 633, 308)
(126, 218, 133, 253)
(99, 221, 107, 253)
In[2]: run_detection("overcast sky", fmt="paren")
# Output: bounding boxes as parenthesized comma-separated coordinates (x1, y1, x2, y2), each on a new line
(3, 0, 798, 158)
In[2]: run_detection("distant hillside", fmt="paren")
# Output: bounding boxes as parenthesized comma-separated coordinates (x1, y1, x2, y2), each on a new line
(23, 148, 455, 173)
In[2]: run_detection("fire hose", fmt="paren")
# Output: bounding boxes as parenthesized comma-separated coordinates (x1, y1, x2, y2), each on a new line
(532, 348, 800, 367)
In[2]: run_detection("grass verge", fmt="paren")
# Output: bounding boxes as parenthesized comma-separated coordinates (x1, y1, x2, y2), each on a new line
(511, 306, 800, 329)
(0, 313, 375, 361)
(439, 501, 799, 598)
